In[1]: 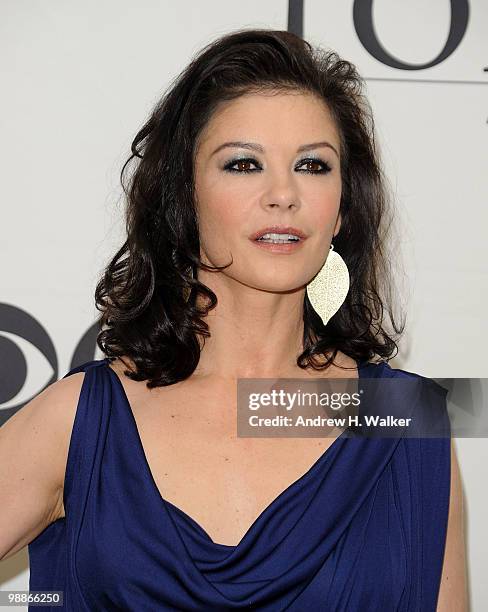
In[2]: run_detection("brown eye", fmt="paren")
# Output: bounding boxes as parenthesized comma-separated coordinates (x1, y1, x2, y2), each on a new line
(296, 158, 332, 175)
(223, 157, 260, 174)
(306, 160, 321, 173)
(235, 160, 252, 172)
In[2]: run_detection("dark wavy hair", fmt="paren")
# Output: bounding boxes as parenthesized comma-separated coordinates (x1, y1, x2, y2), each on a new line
(95, 27, 406, 387)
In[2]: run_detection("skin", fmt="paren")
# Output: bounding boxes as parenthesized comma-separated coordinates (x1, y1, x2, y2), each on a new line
(437, 439, 469, 610)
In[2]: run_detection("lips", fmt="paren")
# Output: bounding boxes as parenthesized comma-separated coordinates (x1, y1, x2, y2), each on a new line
(249, 225, 308, 241)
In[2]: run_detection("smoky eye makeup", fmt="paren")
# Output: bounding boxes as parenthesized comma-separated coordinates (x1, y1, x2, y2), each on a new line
(221, 156, 333, 175)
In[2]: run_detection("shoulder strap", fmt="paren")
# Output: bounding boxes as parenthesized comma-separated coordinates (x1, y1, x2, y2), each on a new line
(62, 358, 112, 521)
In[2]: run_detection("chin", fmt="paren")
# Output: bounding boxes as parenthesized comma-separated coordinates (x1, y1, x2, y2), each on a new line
(246, 275, 306, 294)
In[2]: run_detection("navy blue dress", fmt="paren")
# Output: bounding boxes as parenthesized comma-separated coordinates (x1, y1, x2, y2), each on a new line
(28, 357, 451, 611)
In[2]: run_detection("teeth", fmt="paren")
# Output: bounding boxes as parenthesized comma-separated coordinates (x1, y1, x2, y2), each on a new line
(257, 233, 300, 243)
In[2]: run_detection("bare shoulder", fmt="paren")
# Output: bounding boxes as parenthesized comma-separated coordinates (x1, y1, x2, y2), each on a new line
(4, 371, 87, 499)
(0, 371, 86, 559)
(18, 370, 86, 441)
(1, 370, 87, 477)
(436, 439, 469, 610)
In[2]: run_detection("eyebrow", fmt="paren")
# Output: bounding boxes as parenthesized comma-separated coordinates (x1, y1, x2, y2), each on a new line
(210, 140, 340, 160)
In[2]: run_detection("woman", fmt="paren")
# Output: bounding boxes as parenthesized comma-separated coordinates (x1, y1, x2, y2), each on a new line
(0, 29, 467, 610)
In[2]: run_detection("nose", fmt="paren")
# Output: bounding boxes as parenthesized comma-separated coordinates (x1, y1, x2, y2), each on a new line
(261, 173, 301, 211)
(265, 199, 299, 210)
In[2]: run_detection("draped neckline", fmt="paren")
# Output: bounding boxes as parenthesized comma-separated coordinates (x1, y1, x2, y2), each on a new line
(104, 356, 380, 549)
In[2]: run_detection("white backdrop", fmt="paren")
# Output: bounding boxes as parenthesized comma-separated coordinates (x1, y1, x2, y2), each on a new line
(1, 1, 486, 609)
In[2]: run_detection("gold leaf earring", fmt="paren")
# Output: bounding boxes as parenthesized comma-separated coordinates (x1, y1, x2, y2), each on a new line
(306, 244, 350, 326)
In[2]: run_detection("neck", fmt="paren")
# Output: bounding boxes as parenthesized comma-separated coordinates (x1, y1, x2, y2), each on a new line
(193, 279, 307, 380)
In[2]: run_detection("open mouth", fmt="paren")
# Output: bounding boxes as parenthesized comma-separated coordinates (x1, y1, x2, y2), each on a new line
(255, 232, 302, 244)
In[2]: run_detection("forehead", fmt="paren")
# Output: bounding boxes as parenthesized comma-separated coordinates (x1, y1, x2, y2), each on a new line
(196, 91, 340, 153)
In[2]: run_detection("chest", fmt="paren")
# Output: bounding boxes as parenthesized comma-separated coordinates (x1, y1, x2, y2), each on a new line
(120, 379, 344, 547)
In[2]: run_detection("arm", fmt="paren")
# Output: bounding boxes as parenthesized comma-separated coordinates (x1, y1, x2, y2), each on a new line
(436, 439, 469, 611)
(0, 372, 85, 561)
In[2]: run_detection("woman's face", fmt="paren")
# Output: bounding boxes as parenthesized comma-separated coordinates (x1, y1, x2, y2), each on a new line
(193, 91, 342, 293)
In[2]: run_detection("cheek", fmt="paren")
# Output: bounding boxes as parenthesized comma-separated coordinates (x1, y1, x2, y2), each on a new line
(308, 183, 342, 229)
(197, 191, 246, 258)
